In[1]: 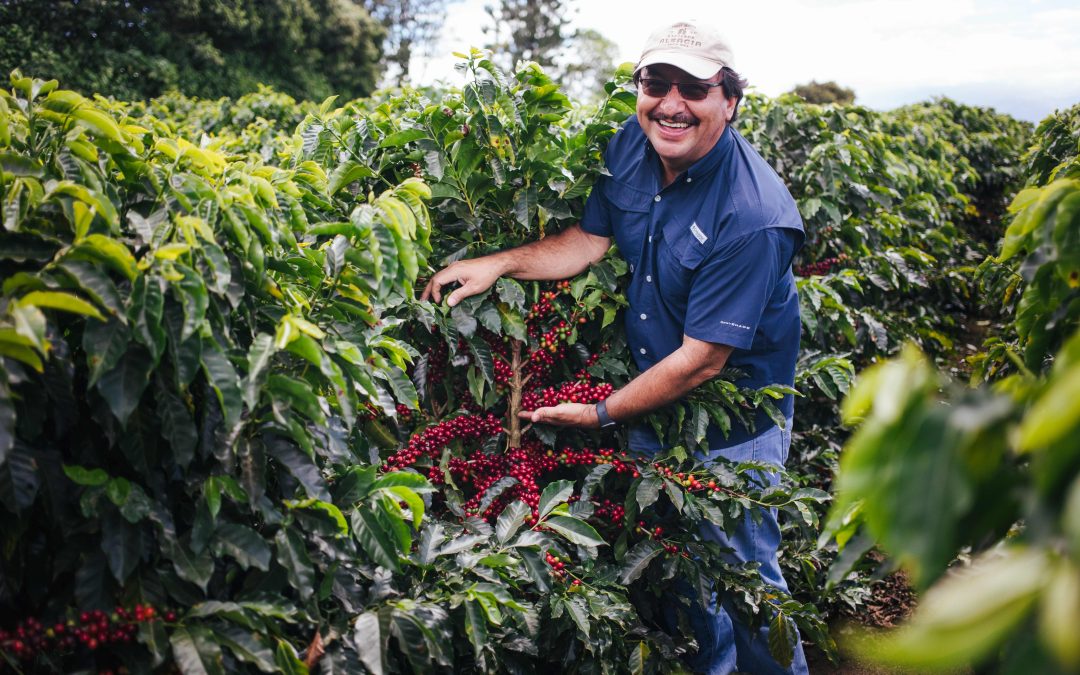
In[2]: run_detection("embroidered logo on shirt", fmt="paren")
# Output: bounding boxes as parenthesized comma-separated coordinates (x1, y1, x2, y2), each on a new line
(689, 222, 708, 244)
(719, 320, 751, 331)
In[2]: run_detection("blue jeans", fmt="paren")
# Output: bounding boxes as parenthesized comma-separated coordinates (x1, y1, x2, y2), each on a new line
(683, 417, 809, 675)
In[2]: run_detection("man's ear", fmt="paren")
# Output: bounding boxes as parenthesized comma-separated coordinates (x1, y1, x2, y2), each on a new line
(725, 97, 738, 122)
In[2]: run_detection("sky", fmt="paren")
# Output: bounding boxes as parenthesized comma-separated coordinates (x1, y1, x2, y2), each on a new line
(411, 0, 1080, 122)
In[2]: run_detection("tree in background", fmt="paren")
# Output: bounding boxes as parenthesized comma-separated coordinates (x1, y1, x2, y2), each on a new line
(483, 0, 574, 73)
(559, 28, 621, 105)
(791, 80, 856, 105)
(363, 0, 462, 87)
(0, 0, 385, 101)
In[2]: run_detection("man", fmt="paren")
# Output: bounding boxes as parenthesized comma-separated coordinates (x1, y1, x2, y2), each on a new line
(422, 19, 808, 675)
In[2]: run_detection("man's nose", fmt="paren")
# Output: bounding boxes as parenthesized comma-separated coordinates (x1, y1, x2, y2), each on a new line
(657, 88, 687, 112)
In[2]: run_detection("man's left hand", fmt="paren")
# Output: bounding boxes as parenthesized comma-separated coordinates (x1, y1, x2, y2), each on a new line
(518, 403, 599, 429)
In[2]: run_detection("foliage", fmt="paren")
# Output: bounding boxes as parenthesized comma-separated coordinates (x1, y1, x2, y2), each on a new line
(822, 101, 1080, 672)
(0, 0, 385, 102)
(790, 81, 855, 106)
(1023, 102, 1080, 186)
(103, 86, 317, 165)
(0, 71, 435, 672)
(890, 98, 1032, 245)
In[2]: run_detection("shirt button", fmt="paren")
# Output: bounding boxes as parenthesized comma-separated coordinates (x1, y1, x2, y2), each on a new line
(653, 194, 661, 202)
(686, 176, 693, 183)
(648, 235, 653, 243)
(640, 313, 647, 320)
(645, 275, 652, 283)
(639, 348, 647, 355)
(629, 263, 635, 273)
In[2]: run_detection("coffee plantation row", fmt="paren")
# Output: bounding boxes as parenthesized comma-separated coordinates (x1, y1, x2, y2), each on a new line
(0, 55, 1076, 673)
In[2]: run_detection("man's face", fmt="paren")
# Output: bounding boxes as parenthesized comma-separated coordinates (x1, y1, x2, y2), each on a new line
(635, 64, 737, 183)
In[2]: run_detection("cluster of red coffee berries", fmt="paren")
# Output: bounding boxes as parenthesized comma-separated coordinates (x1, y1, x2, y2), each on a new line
(413, 281, 600, 404)
(583, 345, 608, 369)
(450, 443, 643, 521)
(0, 605, 175, 664)
(635, 522, 686, 556)
(545, 551, 572, 581)
(493, 356, 513, 387)
(525, 287, 560, 326)
(543, 446, 639, 475)
(524, 341, 567, 380)
(521, 379, 614, 410)
(438, 439, 559, 518)
(383, 413, 503, 470)
(652, 463, 719, 495)
(389, 425, 642, 522)
(426, 339, 449, 388)
(591, 498, 626, 526)
(794, 254, 849, 277)
(438, 440, 556, 516)
(523, 283, 587, 380)
(525, 282, 575, 329)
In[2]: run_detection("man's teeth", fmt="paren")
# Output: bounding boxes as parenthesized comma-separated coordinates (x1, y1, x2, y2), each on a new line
(659, 120, 689, 128)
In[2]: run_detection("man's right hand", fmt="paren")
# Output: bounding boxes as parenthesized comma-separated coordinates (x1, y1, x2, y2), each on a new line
(420, 225, 608, 307)
(420, 256, 508, 307)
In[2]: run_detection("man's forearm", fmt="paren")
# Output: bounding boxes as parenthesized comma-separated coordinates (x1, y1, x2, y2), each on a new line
(422, 224, 608, 306)
(494, 224, 609, 281)
(604, 338, 733, 423)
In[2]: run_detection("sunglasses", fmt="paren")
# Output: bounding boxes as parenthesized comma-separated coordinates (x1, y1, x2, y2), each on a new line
(636, 78, 724, 102)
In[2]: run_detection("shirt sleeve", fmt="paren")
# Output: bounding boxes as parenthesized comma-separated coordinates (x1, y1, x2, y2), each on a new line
(580, 174, 613, 237)
(682, 228, 797, 349)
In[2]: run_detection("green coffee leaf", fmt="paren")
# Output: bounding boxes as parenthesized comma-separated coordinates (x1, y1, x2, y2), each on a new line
(618, 540, 663, 585)
(543, 516, 605, 548)
(538, 479, 574, 519)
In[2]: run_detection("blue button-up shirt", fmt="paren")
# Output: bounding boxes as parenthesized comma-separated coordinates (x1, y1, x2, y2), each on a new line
(581, 117, 804, 450)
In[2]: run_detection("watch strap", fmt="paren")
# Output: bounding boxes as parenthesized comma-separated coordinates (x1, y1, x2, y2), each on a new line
(596, 400, 617, 429)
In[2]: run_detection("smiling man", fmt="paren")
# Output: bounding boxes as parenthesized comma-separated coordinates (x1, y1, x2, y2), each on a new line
(422, 20, 807, 674)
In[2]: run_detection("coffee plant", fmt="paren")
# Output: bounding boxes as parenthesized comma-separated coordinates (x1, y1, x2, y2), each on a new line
(822, 106, 1080, 672)
(0, 49, 1058, 673)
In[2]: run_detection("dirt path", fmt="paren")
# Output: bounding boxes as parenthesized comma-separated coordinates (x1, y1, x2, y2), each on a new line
(803, 568, 929, 674)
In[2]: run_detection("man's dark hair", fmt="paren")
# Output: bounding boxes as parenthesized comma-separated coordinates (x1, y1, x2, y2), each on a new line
(720, 67, 749, 123)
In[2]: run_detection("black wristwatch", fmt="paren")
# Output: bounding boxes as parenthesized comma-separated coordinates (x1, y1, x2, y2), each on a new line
(595, 400, 618, 429)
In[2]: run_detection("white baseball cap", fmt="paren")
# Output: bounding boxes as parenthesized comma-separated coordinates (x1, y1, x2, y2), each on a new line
(635, 20, 735, 79)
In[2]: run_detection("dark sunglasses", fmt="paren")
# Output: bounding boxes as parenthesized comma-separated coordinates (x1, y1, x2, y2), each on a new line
(636, 78, 724, 101)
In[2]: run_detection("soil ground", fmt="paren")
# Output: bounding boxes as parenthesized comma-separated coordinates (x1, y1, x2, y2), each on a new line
(803, 568, 923, 674)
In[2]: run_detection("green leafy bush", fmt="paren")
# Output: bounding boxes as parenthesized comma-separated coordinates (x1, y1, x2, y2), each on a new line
(822, 101, 1080, 672)
(0, 0, 385, 102)
(0, 72, 441, 672)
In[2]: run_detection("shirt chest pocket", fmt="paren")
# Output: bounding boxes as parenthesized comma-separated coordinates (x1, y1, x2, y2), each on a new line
(606, 182, 653, 268)
(662, 218, 710, 269)
(657, 218, 710, 303)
